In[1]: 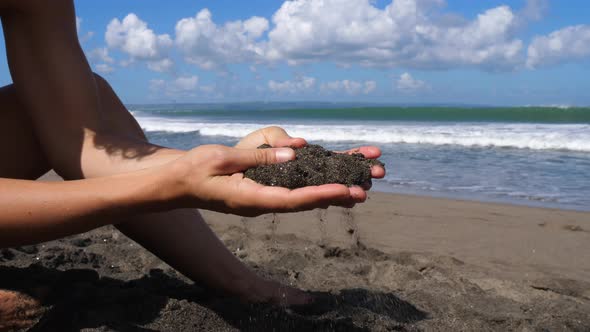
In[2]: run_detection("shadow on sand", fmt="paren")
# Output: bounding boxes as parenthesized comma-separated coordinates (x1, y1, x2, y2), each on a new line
(0, 266, 427, 331)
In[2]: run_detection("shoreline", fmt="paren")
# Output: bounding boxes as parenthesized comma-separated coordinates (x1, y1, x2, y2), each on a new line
(370, 181, 590, 213)
(375, 187, 590, 213)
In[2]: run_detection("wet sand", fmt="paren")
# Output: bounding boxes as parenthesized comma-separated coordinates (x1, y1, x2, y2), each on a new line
(1, 172, 589, 331)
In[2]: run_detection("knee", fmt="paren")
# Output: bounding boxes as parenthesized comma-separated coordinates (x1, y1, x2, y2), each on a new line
(93, 72, 108, 88)
(93, 73, 114, 98)
(92, 72, 147, 141)
(93, 72, 121, 107)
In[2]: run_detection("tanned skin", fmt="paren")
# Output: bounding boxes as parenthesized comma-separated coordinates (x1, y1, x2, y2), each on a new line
(0, 0, 385, 329)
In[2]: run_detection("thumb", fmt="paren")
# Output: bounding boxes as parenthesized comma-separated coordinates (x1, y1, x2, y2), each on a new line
(217, 147, 295, 174)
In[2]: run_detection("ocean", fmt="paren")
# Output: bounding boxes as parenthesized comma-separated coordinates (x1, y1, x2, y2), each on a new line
(129, 104, 590, 212)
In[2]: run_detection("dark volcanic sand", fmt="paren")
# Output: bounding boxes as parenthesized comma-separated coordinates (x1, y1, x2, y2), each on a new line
(244, 145, 384, 189)
(1, 218, 589, 331)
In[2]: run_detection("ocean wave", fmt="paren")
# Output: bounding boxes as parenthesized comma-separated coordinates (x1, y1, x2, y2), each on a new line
(524, 104, 575, 109)
(134, 115, 590, 152)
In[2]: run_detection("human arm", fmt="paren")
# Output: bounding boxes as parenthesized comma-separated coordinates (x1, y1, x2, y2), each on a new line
(0, 144, 361, 248)
(0, 167, 173, 247)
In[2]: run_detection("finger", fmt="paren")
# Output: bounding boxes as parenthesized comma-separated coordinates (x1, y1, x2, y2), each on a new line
(280, 185, 357, 211)
(337, 146, 382, 159)
(261, 127, 307, 148)
(253, 183, 368, 212)
(320, 186, 366, 207)
(348, 186, 368, 203)
(236, 183, 354, 212)
(216, 147, 295, 174)
(234, 127, 288, 149)
(273, 137, 307, 148)
(371, 165, 386, 179)
(360, 181, 372, 191)
(335, 146, 385, 178)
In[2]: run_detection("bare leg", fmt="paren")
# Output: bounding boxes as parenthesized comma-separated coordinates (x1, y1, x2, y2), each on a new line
(95, 76, 309, 305)
(1, 0, 177, 179)
(0, 0, 309, 305)
(0, 81, 307, 304)
(0, 87, 47, 331)
(0, 85, 50, 180)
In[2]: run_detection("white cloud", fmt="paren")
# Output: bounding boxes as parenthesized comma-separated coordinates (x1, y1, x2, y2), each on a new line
(521, 0, 548, 22)
(89, 47, 114, 64)
(320, 80, 377, 95)
(149, 79, 166, 92)
(526, 25, 590, 68)
(175, 9, 269, 69)
(147, 58, 175, 73)
(94, 0, 588, 79)
(268, 76, 316, 94)
(95, 63, 115, 74)
(396, 72, 427, 93)
(106, 13, 174, 72)
(150, 76, 200, 97)
(199, 85, 216, 94)
(88, 48, 115, 74)
(173, 76, 199, 90)
(76, 17, 94, 42)
(363, 80, 377, 94)
(265, 0, 523, 70)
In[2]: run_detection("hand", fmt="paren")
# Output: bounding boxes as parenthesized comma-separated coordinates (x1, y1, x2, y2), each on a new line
(169, 144, 365, 217)
(235, 126, 386, 182)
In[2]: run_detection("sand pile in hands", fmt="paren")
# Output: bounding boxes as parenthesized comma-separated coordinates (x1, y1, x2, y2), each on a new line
(244, 144, 384, 189)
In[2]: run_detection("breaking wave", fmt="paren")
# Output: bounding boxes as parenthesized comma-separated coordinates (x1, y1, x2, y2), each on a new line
(134, 115, 590, 152)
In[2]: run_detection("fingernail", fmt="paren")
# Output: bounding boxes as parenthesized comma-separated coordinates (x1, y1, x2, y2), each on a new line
(275, 148, 295, 163)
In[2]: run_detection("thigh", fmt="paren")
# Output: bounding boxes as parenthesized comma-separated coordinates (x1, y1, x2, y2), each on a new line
(0, 85, 51, 180)
(93, 74, 147, 142)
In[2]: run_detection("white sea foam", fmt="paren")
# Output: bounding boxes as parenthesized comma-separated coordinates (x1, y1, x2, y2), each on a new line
(134, 115, 590, 152)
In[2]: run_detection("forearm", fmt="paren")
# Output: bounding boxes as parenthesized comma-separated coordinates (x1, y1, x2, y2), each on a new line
(80, 132, 185, 177)
(0, 167, 179, 248)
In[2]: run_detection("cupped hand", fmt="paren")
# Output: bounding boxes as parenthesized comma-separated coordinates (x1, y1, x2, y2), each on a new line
(235, 126, 386, 180)
(170, 144, 366, 217)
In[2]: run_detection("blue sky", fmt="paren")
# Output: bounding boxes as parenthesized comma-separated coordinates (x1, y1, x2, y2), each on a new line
(0, 0, 589, 106)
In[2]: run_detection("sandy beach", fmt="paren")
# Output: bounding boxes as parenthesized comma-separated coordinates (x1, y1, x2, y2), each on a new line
(1, 172, 589, 331)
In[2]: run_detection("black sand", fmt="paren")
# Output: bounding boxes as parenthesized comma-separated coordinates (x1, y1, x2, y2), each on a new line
(1, 221, 589, 331)
(244, 145, 384, 189)
(2, 173, 589, 331)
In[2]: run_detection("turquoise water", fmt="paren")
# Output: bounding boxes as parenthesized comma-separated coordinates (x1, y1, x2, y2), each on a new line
(133, 105, 590, 124)
(132, 105, 590, 211)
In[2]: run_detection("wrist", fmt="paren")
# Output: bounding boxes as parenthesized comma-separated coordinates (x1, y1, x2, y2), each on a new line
(154, 159, 194, 208)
